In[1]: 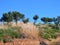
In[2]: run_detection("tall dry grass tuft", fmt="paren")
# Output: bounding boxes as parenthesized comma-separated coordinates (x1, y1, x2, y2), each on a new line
(19, 22, 39, 39)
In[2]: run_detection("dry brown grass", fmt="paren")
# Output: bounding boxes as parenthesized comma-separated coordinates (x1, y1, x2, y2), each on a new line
(0, 22, 60, 45)
(0, 22, 40, 45)
(11, 22, 39, 39)
(0, 39, 40, 45)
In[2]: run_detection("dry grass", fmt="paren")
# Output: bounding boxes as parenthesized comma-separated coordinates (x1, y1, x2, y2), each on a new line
(0, 22, 40, 45)
(0, 22, 60, 45)
(11, 22, 39, 39)
(0, 39, 40, 45)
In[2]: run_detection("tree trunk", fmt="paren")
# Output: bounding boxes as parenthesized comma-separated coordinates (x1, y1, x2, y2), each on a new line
(15, 20, 17, 25)
(34, 20, 36, 25)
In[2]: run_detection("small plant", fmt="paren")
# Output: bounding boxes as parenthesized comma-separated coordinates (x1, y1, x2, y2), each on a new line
(5, 28, 20, 38)
(43, 33, 50, 39)
(0, 29, 4, 41)
(0, 28, 20, 42)
(3, 38, 9, 43)
(39, 28, 58, 40)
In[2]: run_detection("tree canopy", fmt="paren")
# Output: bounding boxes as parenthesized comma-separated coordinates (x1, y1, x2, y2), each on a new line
(33, 15, 39, 24)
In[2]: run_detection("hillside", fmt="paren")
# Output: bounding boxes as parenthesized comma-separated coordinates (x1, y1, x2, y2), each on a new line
(0, 22, 60, 45)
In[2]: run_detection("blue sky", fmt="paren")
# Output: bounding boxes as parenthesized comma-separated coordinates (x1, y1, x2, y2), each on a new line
(0, 0, 60, 23)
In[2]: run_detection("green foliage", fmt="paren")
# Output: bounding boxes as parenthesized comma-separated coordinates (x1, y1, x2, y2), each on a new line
(5, 28, 20, 38)
(41, 17, 52, 24)
(41, 17, 48, 23)
(11, 26, 22, 31)
(0, 28, 20, 41)
(52, 16, 60, 29)
(48, 24, 54, 27)
(12, 11, 24, 25)
(33, 15, 39, 20)
(0, 29, 4, 41)
(22, 18, 29, 23)
(39, 28, 58, 40)
(0, 11, 25, 25)
(56, 16, 60, 23)
(2, 12, 13, 24)
(33, 15, 39, 24)
(20, 14, 25, 20)
(43, 33, 50, 39)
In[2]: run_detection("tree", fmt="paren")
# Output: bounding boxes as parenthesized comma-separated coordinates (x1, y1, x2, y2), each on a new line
(48, 18, 53, 23)
(0, 17, 3, 22)
(48, 18, 52, 22)
(41, 17, 48, 24)
(7, 12, 13, 23)
(52, 17, 57, 24)
(1, 12, 13, 24)
(0, 17, 4, 24)
(12, 11, 23, 25)
(41, 17, 53, 24)
(52, 16, 60, 29)
(56, 16, 60, 29)
(57, 16, 60, 24)
(33, 15, 39, 25)
(22, 18, 29, 24)
(20, 14, 25, 21)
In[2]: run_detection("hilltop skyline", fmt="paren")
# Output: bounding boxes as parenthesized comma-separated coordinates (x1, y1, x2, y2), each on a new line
(0, 0, 60, 22)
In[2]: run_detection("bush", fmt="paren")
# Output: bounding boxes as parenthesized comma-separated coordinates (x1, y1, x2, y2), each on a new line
(3, 38, 11, 43)
(0, 28, 20, 42)
(39, 29, 57, 40)
(9, 30, 20, 38)
(43, 33, 50, 39)
(5, 28, 20, 38)
(0, 29, 5, 41)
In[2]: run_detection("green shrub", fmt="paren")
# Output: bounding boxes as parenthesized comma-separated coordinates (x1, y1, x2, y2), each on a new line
(43, 33, 50, 39)
(0, 29, 4, 41)
(9, 30, 20, 38)
(39, 29, 57, 40)
(0, 28, 20, 41)
(5, 28, 20, 38)
(51, 34, 56, 39)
